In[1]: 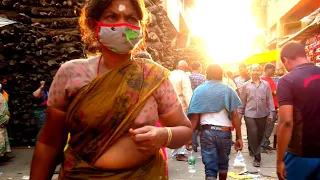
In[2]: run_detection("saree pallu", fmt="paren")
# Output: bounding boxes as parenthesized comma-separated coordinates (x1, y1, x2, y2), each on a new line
(60, 58, 170, 179)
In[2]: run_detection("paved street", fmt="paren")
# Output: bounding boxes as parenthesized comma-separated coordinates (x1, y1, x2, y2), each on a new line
(0, 121, 278, 179)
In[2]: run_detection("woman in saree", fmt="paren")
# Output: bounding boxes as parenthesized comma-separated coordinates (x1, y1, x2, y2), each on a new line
(0, 84, 11, 161)
(30, 0, 192, 179)
(32, 81, 48, 137)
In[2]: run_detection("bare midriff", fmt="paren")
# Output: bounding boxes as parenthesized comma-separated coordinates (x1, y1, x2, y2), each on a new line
(93, 133, 154, 170)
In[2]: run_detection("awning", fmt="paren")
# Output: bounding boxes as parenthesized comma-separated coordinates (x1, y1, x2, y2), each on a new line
(243, 50, 280, 65)
(279, 10, 320, 47)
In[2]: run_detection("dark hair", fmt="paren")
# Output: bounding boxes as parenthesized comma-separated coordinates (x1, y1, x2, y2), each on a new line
(264, 63, 275, 72)
(134, 51, 151, 59)
(280, 41, 306, 61)
(225, 71, 233, 78)
(191, 61, 201, 71)
(206, 64, 223, 81)
(79, 0, 148, 49)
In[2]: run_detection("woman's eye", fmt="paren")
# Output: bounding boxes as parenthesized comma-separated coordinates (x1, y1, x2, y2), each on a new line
(106, 15, 117, 21)
(128, 17, 138, 24)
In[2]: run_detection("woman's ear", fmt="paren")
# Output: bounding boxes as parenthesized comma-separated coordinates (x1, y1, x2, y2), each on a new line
(87, 18, 98, 32)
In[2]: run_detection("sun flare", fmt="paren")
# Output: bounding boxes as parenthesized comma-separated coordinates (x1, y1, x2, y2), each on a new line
(188, 0, 262, 65)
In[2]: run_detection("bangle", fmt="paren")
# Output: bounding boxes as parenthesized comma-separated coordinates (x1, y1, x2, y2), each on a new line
(164, 127, 172, 147)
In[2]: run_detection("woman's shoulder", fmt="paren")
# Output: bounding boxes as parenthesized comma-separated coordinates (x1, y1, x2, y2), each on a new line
(62, 56, 99, 68)
(58, 56, 100, 75)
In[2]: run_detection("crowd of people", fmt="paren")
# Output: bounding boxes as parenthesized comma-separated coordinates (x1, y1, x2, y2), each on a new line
(0, 0, 319, 179)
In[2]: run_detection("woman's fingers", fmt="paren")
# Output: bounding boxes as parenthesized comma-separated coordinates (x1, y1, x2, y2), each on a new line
(130, 126, 152, 135)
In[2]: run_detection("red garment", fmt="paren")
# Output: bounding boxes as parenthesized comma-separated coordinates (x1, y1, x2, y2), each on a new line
(261, 77, 278, 108)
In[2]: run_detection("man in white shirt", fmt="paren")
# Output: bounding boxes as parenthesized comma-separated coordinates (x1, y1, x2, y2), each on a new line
(169, 60, 193, 161)
(187, 64, 243, 180)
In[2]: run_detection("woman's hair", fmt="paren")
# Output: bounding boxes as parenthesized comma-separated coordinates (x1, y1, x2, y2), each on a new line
(79, 0, 149, 49)
(206, 64, 224, 81)
(133, 51, 152, 59)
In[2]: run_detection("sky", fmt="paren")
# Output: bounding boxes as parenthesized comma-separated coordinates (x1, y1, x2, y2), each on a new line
(187, 0, 263, 65)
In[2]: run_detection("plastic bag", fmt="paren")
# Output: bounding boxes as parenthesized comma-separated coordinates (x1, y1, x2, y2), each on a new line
(233, 151, 246, 168)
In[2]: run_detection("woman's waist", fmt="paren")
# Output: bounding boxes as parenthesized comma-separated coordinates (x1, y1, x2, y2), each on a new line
(65, 134, 159, 170)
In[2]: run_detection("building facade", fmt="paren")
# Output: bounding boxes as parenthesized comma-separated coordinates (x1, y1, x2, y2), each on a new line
(266, 0, 320, 50)
(160, 0, 195, 48)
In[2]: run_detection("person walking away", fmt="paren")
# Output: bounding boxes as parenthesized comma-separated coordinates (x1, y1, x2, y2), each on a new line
(260, 63, 278, 151)
(0, 84, 12, 161)
(30, 0, 192, 179)
(189, 61, 206, 152)
(277, 42, 320, 180)
(187, 64, 243, 180)
(223, 71, 237, 90)
(169, 60, 193, 161)
(238, 64, 275, 167)
(0, 77, 9, 102)
(234, 63, 251, 95)
(32, 81, 48, 137)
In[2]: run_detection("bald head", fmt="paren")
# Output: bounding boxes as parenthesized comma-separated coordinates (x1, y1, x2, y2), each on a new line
(177, 60, 188, 71)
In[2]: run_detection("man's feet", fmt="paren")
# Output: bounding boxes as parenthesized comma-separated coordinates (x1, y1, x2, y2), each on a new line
(261, 148, 268, 154)
(249, 151, 254, 157)
(253, 160, 260, 167)
(263, 145, 276, 150)
(0, 154, 15, 162)
(205, 177, 217, 180)
(193, 145, 198, 152)
(176, 154, 188, 162)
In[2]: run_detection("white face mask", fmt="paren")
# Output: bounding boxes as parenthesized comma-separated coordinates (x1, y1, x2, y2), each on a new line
(96, 22, 142, 54)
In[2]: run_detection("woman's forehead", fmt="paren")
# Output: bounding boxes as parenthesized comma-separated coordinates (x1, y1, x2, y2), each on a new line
(105, 0, 137, 14)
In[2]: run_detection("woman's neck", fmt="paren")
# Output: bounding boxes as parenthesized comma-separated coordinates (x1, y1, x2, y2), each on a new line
(101, 49, 131, 70)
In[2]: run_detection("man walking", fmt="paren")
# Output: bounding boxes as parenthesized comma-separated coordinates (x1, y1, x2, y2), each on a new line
(238, 64, 275, 167)
(277, 42, 320, 180)
(169, 60, 193, 161)
(188, 64, 243, 180)
(261, 63, 278, 151)
(189, 61, 206, 152)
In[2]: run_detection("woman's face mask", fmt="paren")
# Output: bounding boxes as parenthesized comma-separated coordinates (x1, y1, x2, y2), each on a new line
(96, 22, 142, 54)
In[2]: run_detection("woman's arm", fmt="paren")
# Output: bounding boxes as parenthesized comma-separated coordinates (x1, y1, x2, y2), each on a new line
(32, 88, 42, 99)
(30, 107, 68, 180)
(33, 81, 45, 99)
(30, 65, 70, 179)
(157, 79, 192, 149)
(159, 105, 192, 149)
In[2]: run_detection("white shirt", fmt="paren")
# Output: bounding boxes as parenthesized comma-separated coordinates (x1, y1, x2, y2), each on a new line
(223, 78, 237, 90)
(169, 70, 193, 112)
(200, 109, 232, 127)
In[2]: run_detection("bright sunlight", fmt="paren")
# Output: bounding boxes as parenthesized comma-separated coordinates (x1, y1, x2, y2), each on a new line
(188, 0, 263, 65)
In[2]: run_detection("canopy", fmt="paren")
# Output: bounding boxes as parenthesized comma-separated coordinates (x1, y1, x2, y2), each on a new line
(243, 50, 280, 65)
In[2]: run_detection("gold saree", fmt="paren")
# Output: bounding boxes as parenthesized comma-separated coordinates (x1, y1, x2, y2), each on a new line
(59, 58, 170, 179)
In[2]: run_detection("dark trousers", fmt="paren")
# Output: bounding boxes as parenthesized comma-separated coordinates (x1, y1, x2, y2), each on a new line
(262, 112, 277, 148)
(244, 116, 267, 162)
(200, 129, 232, 178)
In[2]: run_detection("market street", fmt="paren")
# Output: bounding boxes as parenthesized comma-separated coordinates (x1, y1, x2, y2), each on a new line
(0, 121, 278, 180)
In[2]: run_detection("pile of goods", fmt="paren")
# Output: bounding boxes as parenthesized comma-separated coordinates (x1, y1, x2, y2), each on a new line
(0, 0, 86, 145)
(0, 0, 203, 145)
(305, 34, 320, 66)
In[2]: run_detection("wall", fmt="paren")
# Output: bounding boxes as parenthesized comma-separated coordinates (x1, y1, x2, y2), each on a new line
(267, 0, 300, 28)
(161, 0, 192, 32)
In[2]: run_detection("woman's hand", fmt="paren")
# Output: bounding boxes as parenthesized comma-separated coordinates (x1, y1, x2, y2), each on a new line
(129, 126, 168, 155)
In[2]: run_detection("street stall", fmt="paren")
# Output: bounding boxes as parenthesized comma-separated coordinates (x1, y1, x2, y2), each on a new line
(279, 8, 320, 66)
